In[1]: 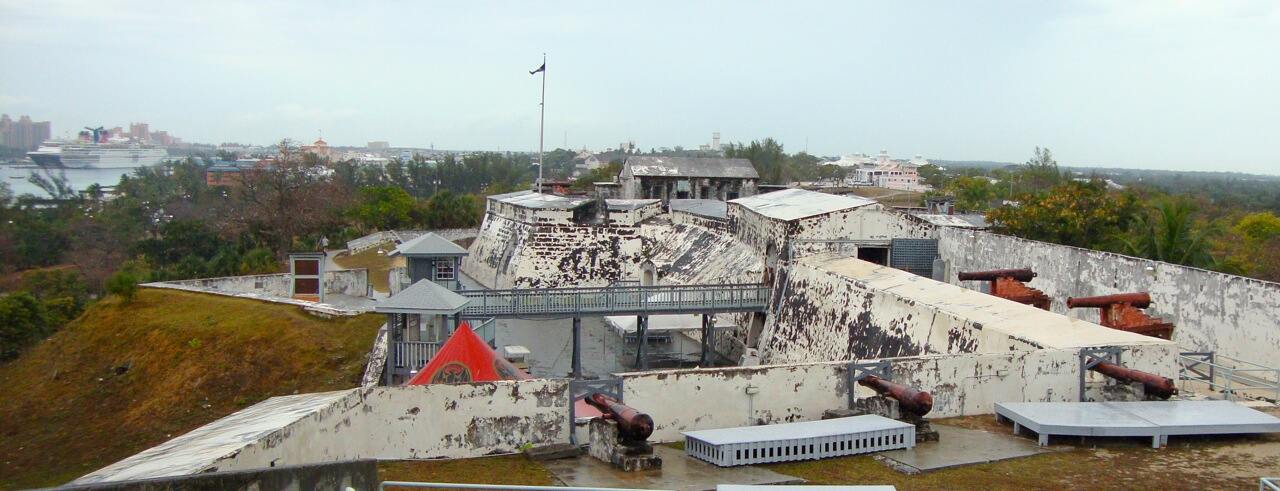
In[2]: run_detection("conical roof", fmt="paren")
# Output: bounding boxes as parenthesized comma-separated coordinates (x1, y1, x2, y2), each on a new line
(406, 322, 530, 385)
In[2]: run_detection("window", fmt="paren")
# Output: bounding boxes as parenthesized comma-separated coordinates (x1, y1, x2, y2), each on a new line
(435, 259, 455, 281)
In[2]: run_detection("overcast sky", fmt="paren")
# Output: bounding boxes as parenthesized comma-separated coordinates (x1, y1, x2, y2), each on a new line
(1, 1, 1277, 173)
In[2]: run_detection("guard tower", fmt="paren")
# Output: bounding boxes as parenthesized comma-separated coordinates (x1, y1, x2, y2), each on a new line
(390, 232, 469, 291)
(376, 279, 470, 384)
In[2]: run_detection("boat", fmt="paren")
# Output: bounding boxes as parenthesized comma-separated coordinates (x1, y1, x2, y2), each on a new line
(26, 126, 168, 169)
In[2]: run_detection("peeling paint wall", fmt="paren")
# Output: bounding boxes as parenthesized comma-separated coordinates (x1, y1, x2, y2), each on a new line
(462, 209, 648, 289)
(757, 256, 1178, 381)
(155, 270, 368, 298)
(83, 380, 572, 483)
(642, 219, 764, 286)
(728, 205, 934, 258)
(620, 348, 1088, 442)
(670, 209, 728, 231)
(937, 228, 1280, 366)
(218, 381, 569, 470)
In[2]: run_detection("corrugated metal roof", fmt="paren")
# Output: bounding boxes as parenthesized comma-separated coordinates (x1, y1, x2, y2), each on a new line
(731, 188, 876, 221)
(391, 232, 469, 256)
(669, 199, 728, 219)
(624, 156, 760, 179)
(375, 280, 469, 314)
(489, 190, 592, 210)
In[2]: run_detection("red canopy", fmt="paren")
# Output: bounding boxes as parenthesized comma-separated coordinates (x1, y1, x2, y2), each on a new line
(406, 322, 531, 385)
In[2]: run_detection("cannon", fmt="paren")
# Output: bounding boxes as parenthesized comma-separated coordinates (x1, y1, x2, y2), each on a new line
(958, 268, 1050, 310)
(586, 393, 654, 441)
(1089, 361, 1178, 400)
(1067, 292, 1152, 309)
(1067, 292, 1173, 339)
(857, 375, 934, 417)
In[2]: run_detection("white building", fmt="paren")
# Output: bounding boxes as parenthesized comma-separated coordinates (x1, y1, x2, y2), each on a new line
(836, 150, 931, 192)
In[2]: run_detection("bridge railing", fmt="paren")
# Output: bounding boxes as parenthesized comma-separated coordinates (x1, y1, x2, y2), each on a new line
(459, 283, 769, 317)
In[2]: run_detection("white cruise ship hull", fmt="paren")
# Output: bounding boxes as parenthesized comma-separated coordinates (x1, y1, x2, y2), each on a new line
(27, 144, 168, 169)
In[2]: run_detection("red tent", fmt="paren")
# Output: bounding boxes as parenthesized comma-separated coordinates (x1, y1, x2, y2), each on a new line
(406, 322, 531, 385)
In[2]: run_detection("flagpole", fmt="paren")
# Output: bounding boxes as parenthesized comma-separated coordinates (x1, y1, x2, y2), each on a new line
(537, 53, 546, 193)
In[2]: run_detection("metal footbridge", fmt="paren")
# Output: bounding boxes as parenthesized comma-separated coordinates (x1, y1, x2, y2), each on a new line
(457, 283, 770, 319)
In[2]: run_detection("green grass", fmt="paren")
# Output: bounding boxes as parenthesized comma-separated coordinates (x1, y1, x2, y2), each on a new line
(333, 241, 404, 293)
(0, 289, 385, 490)
(378, 455, 557, 488)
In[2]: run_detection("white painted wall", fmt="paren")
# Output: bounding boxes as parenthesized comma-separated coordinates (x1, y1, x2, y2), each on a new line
(757, 257, 1178, 380)
(82, 381, 572, 483)
(620, 348, 1099, 442)
(937, 227, 1280, 367)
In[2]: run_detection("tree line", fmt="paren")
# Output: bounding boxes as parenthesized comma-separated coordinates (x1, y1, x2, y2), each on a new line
(0, 139, 541, 360)
(930, 148, 1280, 282)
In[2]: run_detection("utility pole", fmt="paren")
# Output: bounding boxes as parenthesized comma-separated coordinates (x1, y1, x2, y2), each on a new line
(536, 53, 547, 193)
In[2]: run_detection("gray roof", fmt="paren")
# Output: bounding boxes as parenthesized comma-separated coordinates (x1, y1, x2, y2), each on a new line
(375, 280, 469, 314)
(668, 199, 728, 219)
(489, 190, 592, 210)
(391, 232, 468, 257)
(730, 188, 877, 221)
(623, 156, 759, 179)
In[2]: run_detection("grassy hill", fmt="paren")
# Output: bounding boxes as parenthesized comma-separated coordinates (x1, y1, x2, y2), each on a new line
(0, 289, 384, 489)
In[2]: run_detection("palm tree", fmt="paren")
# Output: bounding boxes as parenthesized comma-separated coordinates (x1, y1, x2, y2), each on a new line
(1118, 199, 1216, 268)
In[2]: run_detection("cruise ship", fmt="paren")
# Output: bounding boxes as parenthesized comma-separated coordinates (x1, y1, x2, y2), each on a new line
(26, 126, 168, 169)
(27, 140, 169, 169)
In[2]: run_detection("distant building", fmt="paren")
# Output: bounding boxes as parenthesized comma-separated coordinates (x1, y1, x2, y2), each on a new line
(839, 150, 930, 192)
(617, 156, 759, 201)
(130, 122, 151, 143)
(302, 138, 334, 160)
(573, 153, 609, 177)
(0, 114, 52, 151)
(206, 159, 268, 187)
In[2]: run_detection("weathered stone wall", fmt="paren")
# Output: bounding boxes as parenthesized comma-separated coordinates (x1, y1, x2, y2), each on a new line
(463, 211, 647, 288)
(728, 205, 934, 258)
(221, 382, 570, 468)
(620, 348, 1086, 442)
(155, 270, 368, 298)
(670, 209, 728, 231)
(642, 220, 764, 286)
(757, 257, 1178, 380)
(937, 227, 1280, 366)
(79, 381, 571, 483)
(607, 201, 663, 226)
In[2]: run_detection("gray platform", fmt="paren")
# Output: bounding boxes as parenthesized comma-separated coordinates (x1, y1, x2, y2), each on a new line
(684, 415, 915, 466)
(995, 400, 1280, 448)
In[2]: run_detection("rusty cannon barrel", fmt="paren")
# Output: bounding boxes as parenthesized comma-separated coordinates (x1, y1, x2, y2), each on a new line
(1089, 361, 1178, 400)
(1067, 292, 1152, 309)
(957, 268, 1036, 282)
(585, 393, 654, 441)
(857, 375, 934, 416)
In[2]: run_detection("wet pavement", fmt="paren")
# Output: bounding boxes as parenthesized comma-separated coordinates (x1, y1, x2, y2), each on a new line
(877, 424, 1057, 473)
(542, 445, 802, 490)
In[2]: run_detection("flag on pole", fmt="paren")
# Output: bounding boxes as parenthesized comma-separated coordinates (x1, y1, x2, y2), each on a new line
(529, 62, 545, 75)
